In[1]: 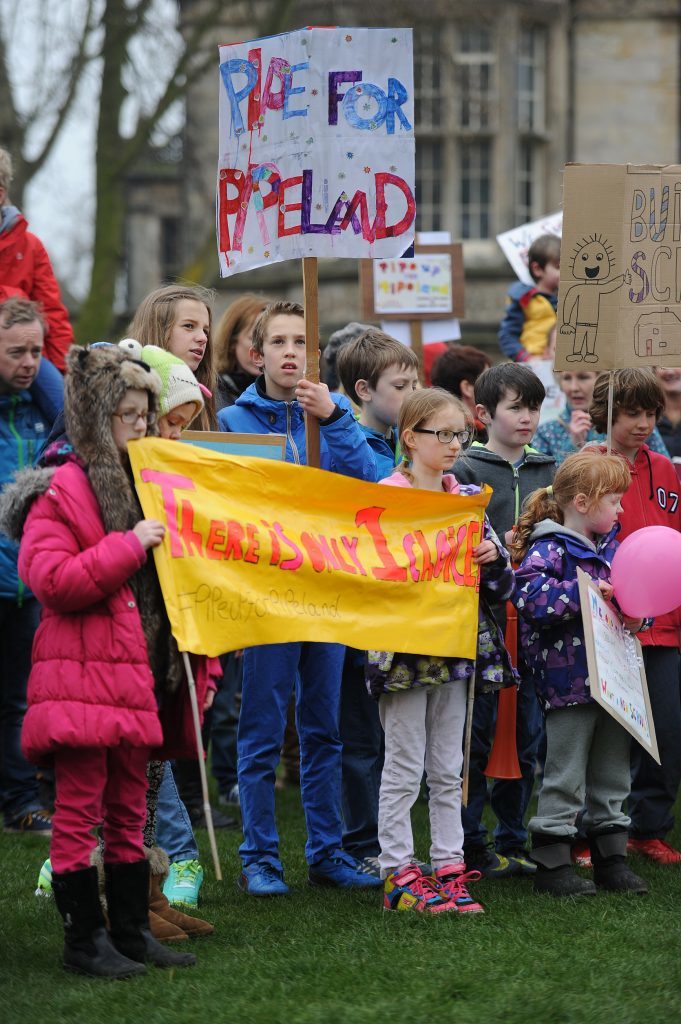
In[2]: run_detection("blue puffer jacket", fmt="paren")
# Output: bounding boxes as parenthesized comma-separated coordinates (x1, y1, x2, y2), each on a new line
(218, 377, 377, 480)
(0, 391, 50, 601)
(513, 520, 618, 712)
(358, 422, 397, 481)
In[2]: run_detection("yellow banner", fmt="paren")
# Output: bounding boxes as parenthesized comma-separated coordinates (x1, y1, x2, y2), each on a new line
(129, 438, 490, 658)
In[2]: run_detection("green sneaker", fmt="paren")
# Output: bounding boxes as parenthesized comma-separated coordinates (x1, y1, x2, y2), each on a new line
(162, 859, 204, 908)
(464, 845, 520, 879)
(35, 857, 52, 897)
(505, 848, 537, 875)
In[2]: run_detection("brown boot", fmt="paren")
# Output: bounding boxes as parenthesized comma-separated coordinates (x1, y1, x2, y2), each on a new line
(148, 847, 215, 938)
(92, 845, 190, 943)
(149, 907, 189, 942)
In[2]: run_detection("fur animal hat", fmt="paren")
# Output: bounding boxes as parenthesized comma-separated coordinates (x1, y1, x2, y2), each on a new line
(64, 344, 161, 535)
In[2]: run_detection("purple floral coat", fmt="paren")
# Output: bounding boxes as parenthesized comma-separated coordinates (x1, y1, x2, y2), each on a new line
(513, 520, 618, 712)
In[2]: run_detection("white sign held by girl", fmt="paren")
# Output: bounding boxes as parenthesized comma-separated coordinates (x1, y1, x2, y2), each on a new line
(578, 568, 660, 763)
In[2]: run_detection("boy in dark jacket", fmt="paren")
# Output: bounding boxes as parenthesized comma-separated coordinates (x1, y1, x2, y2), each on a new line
(498, 234, 560, 363)
(218, 300, 381, 896)
(454, 363, 555, 876)
(590, 369, 681, 864)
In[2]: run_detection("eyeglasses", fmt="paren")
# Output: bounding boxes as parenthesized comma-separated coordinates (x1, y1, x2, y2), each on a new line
(112, 409, 156, 425)
(413, 427, 471, 445)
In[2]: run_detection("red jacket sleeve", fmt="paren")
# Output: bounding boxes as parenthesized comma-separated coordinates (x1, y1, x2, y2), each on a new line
(27, 234, 74, 372)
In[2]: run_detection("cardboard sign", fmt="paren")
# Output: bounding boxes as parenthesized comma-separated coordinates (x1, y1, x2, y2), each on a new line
(496, 211, 563, 285)
(577, 569, 659, 762)
(556, 163, 681, 371)
(216, 27, 415, 276)
(129, 438, 487, 658)
(180, 431, 286, 462)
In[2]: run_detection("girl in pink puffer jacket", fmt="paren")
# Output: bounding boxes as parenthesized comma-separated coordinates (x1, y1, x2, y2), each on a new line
(0, 345, 200, 979)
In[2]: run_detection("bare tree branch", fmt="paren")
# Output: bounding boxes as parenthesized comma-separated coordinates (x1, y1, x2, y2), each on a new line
(21, 0, 101, 183)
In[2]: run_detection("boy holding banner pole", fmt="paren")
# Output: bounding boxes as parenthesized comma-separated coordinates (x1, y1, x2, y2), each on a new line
(218, 300, 379, 896)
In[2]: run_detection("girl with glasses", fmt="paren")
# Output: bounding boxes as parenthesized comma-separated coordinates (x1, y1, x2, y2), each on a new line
(0, 345, 214, 977)
(366, 388, 517, 915)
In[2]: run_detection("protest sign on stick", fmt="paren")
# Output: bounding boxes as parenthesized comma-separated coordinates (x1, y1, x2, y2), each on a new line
(359, 244, 464, 364)
(577, 569, 660, 762)
(217, 26, 415, 275)
(217, 26, 415, 464)
(556, 163, 681, 373)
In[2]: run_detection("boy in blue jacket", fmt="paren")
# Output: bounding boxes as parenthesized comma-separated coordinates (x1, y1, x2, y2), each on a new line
(218, 300, 380, 895)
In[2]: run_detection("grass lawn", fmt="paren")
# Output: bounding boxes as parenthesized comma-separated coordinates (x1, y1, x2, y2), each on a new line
(3, 786, 681, 1024)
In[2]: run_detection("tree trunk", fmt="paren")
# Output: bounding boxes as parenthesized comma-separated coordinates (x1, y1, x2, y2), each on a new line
(74, 0, 130, 343)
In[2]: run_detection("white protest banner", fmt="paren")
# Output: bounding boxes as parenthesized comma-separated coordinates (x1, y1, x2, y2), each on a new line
(577, 569, 660, 762)
(496, 211, 562, 284)
(217, 27, 415, 276)
(526, 358, 566, 426)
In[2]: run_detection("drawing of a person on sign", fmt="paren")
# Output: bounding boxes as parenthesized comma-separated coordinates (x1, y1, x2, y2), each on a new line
(559, 235, 631, 363)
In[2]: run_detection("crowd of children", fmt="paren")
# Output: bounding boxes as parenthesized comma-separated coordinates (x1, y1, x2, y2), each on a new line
(3, 254, 681, 978)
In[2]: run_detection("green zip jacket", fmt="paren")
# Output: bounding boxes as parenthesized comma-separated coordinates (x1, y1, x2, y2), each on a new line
(454, 442, 556, 540)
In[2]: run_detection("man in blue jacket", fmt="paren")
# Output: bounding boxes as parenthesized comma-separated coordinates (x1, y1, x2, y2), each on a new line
(219, 300, 381, 896)
(0, 297, 57, 834)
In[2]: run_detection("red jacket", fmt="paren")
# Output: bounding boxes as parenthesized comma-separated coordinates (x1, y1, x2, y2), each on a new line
(0, 211, 74, 371)
(618, 445, 681, 648)
(18, 461, 215, 763)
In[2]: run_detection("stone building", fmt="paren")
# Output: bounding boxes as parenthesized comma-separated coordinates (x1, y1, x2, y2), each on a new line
(124, 0, 681, 354)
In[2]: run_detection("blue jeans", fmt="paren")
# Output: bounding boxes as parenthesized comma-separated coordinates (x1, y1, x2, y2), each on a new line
(0, 598, 42, 820)
(238, 641, 345, 870)
(340, 651, 383, 859)
(156, 761, 199, 863)
(461, 674, 544, 854)
(210, 653, 241, 796)
(629, 646, 681, 840)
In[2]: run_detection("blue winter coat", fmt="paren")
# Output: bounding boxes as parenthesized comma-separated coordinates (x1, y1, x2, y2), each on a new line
(218, 377, 377, 481)
(0, 391, 50, 600)
(358, 422, 397, 481)
(513, 520, 618, 712)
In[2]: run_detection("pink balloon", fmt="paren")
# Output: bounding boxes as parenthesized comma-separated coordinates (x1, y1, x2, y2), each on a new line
(611, 526, 681, 617)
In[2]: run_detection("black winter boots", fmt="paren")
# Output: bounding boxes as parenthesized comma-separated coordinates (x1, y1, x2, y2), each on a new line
(589, 829, 648, 893)
(530, 838, 597, 897)
(531, 831, 649, 896)
(104, 859, 196, 968)
(52, 866, 146, 978)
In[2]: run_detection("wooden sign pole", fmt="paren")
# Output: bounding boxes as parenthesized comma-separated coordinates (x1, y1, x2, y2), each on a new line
(409, 320, 424, 374)
(303, 256, 321, 469)
(606, 371, 614, 454)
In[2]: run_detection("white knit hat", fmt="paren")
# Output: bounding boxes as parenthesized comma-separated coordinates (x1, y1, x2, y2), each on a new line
(118, 340, 205, 422)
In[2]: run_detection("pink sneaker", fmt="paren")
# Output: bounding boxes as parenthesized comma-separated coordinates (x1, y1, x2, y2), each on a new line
(434, 864, 485, 914)
(383, 864, 455, 913)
